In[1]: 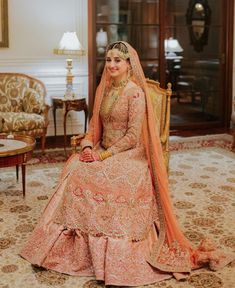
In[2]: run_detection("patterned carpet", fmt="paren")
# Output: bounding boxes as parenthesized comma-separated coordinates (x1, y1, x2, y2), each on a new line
(29, 133, 234, 165)
(0, 146, 235, 287)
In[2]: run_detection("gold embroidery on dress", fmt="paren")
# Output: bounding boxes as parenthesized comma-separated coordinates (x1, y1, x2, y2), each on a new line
(100, 79, 128, 122)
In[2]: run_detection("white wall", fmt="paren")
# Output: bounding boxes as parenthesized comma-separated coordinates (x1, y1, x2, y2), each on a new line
(233, 3, 235, 126)
(0, 0, 88, 136)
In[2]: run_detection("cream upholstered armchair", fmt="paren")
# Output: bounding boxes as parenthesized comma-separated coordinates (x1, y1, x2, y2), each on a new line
(71, 79, 172, 170)
(0, 73, 49, 153)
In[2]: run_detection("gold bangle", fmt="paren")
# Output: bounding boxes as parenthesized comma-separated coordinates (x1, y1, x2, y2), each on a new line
(99, 150, 112, 161)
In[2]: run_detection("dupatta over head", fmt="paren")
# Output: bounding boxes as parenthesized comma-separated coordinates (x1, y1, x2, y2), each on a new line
(84, 41, 234, 274)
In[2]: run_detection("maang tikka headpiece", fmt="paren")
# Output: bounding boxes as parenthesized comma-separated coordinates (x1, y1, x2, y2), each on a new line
(106, 42, 130, 60)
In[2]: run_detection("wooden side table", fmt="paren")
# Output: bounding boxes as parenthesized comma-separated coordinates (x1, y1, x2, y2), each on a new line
(0, 135, 36, 197)
(52, 97, 88, 154)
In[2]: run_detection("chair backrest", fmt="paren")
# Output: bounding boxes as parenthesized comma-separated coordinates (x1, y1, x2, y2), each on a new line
(0, 73, 46, 112)
(146, 78, 172, 170)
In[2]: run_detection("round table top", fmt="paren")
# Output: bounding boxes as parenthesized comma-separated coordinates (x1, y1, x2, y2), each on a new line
(0, 135, 36, 157)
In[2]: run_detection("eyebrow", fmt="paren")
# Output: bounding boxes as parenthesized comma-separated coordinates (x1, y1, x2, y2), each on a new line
(106, 56, 121, 59)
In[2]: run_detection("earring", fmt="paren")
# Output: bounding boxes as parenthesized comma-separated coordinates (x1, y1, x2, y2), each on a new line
(127, 67, 133, 79)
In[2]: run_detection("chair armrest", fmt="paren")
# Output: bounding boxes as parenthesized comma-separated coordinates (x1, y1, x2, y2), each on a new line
(42, 103, 50, 112)
(41, 104, 50, 127)
(160, 134, 167, 144)
(71, 133, 86, 154)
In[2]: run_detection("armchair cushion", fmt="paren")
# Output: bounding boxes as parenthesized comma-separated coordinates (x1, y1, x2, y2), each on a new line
(23, 88, 44, 114)
(1, 111, 45, 132)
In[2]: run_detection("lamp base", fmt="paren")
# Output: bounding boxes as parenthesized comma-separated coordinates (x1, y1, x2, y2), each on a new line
(64, 89, 75, 99)
(64, 70, 75, 99)
(65, 65, 75, 99)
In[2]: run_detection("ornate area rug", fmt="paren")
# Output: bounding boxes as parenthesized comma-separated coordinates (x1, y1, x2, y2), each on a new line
(30, 133, 234, 164)
(169, 133, 233, 151)
(0, 147, 235, 288)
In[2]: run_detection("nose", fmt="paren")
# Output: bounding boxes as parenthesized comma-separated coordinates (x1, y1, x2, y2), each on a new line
(108, 60, 116, 68)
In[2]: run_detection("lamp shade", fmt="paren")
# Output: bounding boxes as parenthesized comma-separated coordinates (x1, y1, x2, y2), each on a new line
(96, 28, 108, 47)
(54, 32, 85, 56)
(165, 37, 183, 53)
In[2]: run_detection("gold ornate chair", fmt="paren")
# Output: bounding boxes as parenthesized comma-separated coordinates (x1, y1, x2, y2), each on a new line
(71, 79, 172, 170)
(146, 79, 172, 170)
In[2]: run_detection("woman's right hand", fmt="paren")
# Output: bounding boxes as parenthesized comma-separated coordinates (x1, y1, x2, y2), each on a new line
(79, 147, 93, 162)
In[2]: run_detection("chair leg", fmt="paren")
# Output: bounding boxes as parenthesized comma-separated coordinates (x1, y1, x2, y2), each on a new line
(41, 132, 46, 154)
(232, 131, 235, 152)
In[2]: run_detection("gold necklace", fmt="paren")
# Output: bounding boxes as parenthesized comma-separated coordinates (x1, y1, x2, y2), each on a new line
(111, 79, 128, 89)
(100, 79, 128, 121)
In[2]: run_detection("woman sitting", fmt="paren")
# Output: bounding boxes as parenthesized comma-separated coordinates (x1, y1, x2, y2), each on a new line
(20, 41, 234, 287)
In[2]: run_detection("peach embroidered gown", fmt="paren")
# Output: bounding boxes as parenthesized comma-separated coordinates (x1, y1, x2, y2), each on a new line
(20, 81, 172, 286)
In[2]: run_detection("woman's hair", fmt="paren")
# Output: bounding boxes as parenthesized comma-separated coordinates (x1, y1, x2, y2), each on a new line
(106, 42, 130, 60)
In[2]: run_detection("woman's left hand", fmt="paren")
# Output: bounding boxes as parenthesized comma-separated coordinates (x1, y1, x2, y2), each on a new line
(91, 152, 101, 161)
(80, 151, 100, 162)
(79, 147, 93, 162)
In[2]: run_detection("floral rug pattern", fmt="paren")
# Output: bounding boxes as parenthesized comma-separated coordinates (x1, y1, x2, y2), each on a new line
(0, 146, 235, 287)
(30, 134, 234, 165)
(169, 133, 233, 151)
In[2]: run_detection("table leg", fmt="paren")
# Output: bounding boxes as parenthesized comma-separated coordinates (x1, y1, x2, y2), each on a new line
(22, 163, 26, 197)
(232, 132, 235, 152)
(84, 106, 88, 133)
(16, 165, 19, 181)
(63, 110, 69, 156)
(53, 107, 57, 137)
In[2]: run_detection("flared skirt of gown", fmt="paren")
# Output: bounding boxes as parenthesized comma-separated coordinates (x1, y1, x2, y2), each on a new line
(20, 146, 172, 286)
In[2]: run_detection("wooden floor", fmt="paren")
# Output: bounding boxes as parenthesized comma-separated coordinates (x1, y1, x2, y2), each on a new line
(35, 135, 66, 150)
(170, 127, 232, 137)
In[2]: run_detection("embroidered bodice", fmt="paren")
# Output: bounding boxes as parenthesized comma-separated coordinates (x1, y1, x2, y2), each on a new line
(99, 81, 145, 154)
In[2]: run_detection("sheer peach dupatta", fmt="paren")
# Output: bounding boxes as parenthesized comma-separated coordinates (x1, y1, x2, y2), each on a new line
(83, 41, 234, 275)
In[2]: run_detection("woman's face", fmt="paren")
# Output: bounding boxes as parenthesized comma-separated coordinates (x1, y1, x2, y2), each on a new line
(105, 48, 130, 81)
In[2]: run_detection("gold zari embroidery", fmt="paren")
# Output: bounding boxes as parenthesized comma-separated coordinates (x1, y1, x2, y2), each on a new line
(100, 80, 128, 122)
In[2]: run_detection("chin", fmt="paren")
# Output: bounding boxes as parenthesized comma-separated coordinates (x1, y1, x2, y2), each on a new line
(109, 72, 118, 77)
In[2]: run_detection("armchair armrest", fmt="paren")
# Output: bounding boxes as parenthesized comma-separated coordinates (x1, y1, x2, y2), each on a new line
(71, 133, 86, 154)
(42, 104, 50, 127)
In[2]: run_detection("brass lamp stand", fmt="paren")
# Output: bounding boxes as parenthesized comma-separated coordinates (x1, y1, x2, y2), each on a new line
(53, 32, 85, 99)
(65, 58, 75, 98)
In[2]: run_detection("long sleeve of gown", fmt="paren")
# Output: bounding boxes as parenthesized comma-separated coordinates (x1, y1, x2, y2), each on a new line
(80, 115, 95, 150)
(108, 88, 145, 155)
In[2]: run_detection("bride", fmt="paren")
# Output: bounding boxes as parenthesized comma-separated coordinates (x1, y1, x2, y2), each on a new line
(20, 41, 234, 286)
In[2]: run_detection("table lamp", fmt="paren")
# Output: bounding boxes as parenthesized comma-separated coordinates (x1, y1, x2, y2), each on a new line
(165, 37, 183, 59)
(54, 32, 85, 98)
